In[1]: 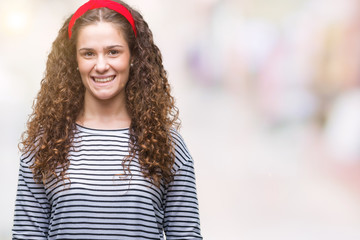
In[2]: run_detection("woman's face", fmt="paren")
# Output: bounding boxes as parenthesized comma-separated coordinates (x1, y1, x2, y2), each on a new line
(76, 21, 131, 103)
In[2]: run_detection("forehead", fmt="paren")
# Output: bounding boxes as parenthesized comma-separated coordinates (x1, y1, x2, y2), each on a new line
(76, 22, 127, 48)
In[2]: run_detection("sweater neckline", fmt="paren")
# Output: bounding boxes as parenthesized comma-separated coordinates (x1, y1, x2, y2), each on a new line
(75, 123, 130, 133)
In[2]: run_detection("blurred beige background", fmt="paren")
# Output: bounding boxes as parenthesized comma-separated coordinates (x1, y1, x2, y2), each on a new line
(2, 0, 360, 239)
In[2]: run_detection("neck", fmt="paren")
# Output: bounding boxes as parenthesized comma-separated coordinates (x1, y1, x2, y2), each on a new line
(77, 92, 131, 130)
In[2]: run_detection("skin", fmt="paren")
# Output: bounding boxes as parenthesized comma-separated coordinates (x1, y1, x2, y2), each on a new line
(75, 21, 132, 129)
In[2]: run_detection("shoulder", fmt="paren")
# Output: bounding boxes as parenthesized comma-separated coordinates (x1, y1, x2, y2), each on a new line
(170, 128, 191, 159)
(19, 134, 43, 167)
(19, 148, 37, 169)
(170, 128, 193, 172)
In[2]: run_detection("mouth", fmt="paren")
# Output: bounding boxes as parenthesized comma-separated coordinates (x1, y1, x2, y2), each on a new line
(92, 76, 115, 83)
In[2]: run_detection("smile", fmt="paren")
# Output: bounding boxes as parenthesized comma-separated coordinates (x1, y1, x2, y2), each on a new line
(92, 76, 115, 83)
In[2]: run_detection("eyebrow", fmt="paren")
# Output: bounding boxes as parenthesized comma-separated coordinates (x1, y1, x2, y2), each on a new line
(78, 45, 124, 51)
(106, 45, 124, 49)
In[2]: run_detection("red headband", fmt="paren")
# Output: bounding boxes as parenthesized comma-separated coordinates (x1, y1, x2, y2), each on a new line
(68, 0, 137, 39)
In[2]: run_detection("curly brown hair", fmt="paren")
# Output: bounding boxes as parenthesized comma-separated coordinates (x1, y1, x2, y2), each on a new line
(20, 0, 180, 187)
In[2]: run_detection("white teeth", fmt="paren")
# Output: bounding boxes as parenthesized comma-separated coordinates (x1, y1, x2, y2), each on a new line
(93, 76, 114, 83)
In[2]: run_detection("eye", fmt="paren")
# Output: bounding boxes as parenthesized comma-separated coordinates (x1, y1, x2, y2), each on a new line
(84, 51, 94, 57)
(80, 51, 95, 58)
(108, 49, 119, 56)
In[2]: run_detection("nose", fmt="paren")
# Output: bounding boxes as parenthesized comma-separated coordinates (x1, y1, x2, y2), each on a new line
(94, 56, 109, 73)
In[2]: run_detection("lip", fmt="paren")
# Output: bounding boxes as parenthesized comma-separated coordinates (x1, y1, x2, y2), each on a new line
(91, 75, 116, 83)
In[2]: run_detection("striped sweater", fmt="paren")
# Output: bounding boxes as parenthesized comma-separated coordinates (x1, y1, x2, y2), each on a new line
(12, 125, 202, 239)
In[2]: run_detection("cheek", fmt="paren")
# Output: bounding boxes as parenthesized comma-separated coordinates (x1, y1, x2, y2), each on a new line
(111, 60, 128, 72)
(77, 63, 90, 85)
(111, 54, 131, 71)
(77, 60, 93, 75)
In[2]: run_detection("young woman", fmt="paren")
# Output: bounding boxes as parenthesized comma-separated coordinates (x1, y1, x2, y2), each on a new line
(12, 0, 202, 239)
